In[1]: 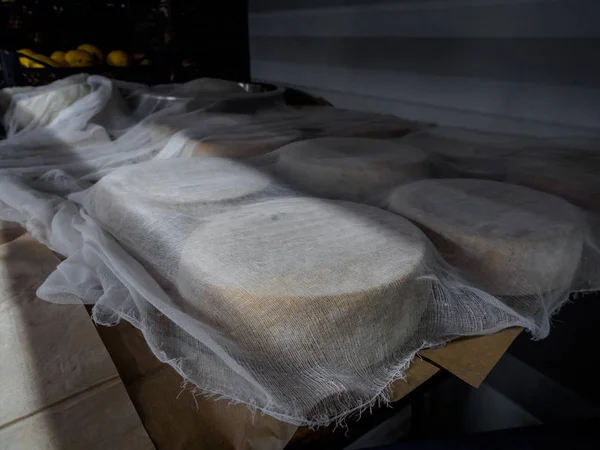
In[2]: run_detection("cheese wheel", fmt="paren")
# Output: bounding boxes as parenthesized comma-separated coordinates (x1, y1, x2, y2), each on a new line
(186, 129, 301, 159)
(176, 198, 430, 367)
(388, 179, 586, 296)
(275, 138, 428, 202)
(6, 82, 91, 131)
(510, 158, 600, 212)
(256, 107, 418, 139)
(396, 129, 530, 179)
(146, 113, 299, 158)
(399, 128, 537, 158)
(86, 158, 274, 281)
(90, 157, 271, 210)
(144, 113, 249, 142)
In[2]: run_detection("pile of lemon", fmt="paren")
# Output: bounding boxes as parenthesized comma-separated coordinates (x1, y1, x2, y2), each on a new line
(18, 45, 131, 68)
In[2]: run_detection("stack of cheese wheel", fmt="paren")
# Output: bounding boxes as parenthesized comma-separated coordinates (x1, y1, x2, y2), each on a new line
(175, 197, 431, 370)
(388, 179, 586, 297)
(86, 158, 273, 276)
(275, 137, 429, 202)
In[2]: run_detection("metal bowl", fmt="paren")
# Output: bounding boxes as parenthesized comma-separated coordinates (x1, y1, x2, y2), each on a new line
(131, 82, 284, 116)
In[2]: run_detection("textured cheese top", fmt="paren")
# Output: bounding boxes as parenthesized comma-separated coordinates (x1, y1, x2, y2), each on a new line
(388, 179, 585, 295)
(280, 137, 426, 167)
(509, 158, 600, 212)
(389, 179, 584, 239)
(275, 138, 428, 201)
(177, 198, 428, 298)
(93, 158, 271, 205)
(399, 128, 534, 159)
(188, 129, 300, 159)
(7, 83, 91, 130)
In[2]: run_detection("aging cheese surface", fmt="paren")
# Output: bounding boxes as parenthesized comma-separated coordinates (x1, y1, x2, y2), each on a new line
(175, 198, 430, 365)
(185, 129, 300, 159)
(93, 158, 271, 207)
(7, 82, 91, 131)
(144, 113, 249, 142)
(399, 128, 534, 158)
(388, 179, 586, 296)
(146, 113, 299, 158)
(256, 107, 418, 139)
(509, 158, 600, 212)
(86, 158, 274, 281)
(275, 137, 428, 202)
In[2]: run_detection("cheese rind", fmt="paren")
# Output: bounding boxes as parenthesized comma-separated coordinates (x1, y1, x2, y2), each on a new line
(276, 138, 428, 202)
(176, 198, 431, 367)
(388, 179, 585, 296)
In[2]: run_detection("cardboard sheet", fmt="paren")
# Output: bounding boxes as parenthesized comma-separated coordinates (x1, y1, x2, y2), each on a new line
(419, 328, 522, 387)
(0, 220, 25, 245)
(0, 234, 153, 450)
(2, 227, 519, 449)
(97, 308, 520, 450)
(96, 321, 298, 450)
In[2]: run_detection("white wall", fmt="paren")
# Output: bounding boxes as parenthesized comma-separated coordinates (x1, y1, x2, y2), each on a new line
(250, 0, 600, 137)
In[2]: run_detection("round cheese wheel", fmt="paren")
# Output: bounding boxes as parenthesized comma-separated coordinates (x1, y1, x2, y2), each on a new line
(144, 114, 249, 143)
(388, 179, 586, 296)
(87, 158, 274, 281)
(399, 128, 535, 158)
(397, 129, 530, 179)
(186, 129, 301, 159)
(176, 198, 430, 368)
(91, 157, 271, 209)
(7, 82, 91, 131)
(256, 107, 417, 139)
(509, 158, 600, 212)
(275, 137, 428, 202)
(146, 113, 300, 159)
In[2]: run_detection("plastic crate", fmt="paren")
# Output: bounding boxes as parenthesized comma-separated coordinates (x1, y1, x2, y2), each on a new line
(0, 1, 250, 87)
(1, 49, 177, 87)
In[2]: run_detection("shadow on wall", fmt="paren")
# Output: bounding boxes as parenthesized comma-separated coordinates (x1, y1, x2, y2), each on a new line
(249, 0, 600, 134)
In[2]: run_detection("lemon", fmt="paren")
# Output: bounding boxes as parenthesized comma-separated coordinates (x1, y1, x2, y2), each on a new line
(50, 51, 67, 65)
(77, 44, 103, 63)
(106, 50, 130, 67)
(65, 49, 94, 67)
(19, 56, 32, 67)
